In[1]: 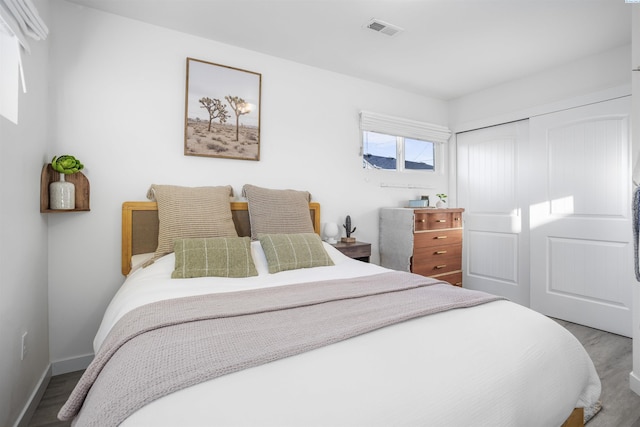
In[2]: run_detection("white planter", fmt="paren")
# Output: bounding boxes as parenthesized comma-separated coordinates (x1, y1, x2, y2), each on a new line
(50, 174, 75, 209)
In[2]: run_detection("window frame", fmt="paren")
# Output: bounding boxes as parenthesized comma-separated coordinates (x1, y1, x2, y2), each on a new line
(359, 111, 451, 176)
(362, 130, 439, 173)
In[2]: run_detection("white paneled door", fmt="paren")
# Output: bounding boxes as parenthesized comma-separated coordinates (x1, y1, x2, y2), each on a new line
(457, 120, 530, 306)
(457, 97, 632, 336)
(529, 97, 633, 337)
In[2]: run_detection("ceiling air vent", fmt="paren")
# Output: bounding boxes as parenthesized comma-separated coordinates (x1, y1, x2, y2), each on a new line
(364, 19, 403, 37)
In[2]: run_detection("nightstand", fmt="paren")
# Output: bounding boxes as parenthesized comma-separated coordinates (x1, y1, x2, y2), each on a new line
(332, 241, 371, 262)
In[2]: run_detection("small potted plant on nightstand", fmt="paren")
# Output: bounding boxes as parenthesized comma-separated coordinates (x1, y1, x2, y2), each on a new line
(435, 193, 447, 208)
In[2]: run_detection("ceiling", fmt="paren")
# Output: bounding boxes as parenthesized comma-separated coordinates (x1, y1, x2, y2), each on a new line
(65, 0, 632, 100)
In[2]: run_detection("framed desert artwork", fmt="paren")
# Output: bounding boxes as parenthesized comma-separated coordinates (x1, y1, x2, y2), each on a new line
(184, 58, 261, 161)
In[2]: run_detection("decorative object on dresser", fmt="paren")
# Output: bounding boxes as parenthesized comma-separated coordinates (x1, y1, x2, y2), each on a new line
(341, 214, 356, 243)
(407, 196, 429, 208)
(379, 207, 464, 286)
(40, 157, 90, 213)
(331, 240, 371, 263)
(435, 193, 447, 208)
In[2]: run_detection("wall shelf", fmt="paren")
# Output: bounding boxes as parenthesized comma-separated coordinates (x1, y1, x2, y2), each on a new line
(40, 164, 90, 213)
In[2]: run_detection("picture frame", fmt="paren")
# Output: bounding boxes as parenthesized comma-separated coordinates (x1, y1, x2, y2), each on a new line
(184, 57, 262, 161)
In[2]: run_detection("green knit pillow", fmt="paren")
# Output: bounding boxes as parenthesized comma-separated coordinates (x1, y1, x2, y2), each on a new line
(172, 237, 257, 278)
(259, 233, 334, 274)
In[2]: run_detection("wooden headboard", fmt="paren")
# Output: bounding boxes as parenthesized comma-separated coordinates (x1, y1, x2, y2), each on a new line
(121, 201, 321, 275)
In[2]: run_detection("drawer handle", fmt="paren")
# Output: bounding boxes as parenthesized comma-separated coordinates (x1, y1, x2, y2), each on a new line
(435, 235, 448, 239)
(435, 265, 447, 269)
(435, 219, 446, 223)
(454, 217, 460, 221)
(418, 219, 426, 222)
(435, 250, 447, 254)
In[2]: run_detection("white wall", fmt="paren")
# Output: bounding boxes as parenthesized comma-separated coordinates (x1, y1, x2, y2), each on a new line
(47, 1, 449, 369)
(449, 44, 631, 132)
(0, 1, 51, 425)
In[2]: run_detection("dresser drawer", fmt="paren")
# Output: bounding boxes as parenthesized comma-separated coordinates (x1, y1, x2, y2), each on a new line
(411, 245, 462, 276)
(413, 244, 462, 262)
(414, 229, 462, 248)
(414, 212, 452, 231)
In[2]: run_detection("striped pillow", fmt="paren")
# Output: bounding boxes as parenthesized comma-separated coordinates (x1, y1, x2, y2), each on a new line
(148, 185, 238, 262)
(242, 184, 314, 240)
(259, 233, 334, 274)
(172, 237, 257, 278)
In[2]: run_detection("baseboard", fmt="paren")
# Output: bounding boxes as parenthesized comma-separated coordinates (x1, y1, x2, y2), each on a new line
(52, 353, 93, 375)
(13, 364, 52, 427)
(630, 371, 640, 396)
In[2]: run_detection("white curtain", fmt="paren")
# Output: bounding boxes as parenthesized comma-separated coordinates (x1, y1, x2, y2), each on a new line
(0, 0, 48, 123)
(0, 0, 48, 53)
(0, 29, 20, 123)
(359, 111, 451, 143)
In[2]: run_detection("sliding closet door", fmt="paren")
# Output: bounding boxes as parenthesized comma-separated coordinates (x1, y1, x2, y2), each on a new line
(529, 97, 633, 337)
(457, 120, 530, 306)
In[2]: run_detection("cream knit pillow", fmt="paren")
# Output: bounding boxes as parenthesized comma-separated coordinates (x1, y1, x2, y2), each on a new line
(242, 184, 314, 240)
(147, 184, 238, 262)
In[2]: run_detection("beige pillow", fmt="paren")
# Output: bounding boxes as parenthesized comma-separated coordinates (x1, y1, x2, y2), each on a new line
(172, 237, 257, 278)
(242, 184, 314, 240)
(148, 184, 238, 261)
(259, 233, 334, 273)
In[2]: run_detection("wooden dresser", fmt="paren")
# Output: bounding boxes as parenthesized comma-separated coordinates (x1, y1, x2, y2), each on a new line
(379, 207, 464, 286)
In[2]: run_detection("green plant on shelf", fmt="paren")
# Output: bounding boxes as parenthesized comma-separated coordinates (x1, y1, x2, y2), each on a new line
(51, 155, 84, 174)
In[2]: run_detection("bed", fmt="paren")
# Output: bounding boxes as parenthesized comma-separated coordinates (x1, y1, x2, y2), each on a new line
(59, 185, 600, 427)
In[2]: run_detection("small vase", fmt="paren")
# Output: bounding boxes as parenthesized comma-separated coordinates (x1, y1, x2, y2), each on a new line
(50, 173, 75, 210)
(436, 200, 446, 208)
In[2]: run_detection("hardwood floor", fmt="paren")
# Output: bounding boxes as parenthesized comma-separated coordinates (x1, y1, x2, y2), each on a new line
(28, 370, 82, 427)
(554, 319, 640, 426)
(27, 320, 640, 426)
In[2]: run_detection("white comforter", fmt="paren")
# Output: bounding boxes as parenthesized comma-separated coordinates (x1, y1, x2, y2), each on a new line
(94, 243, 601, 427)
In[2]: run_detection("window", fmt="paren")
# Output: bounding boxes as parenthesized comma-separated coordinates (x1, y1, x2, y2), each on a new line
(360, 111, 450, 173)
(362, 130, 435, 171)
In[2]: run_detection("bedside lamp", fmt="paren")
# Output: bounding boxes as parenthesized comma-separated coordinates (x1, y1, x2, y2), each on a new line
(323, 222, 339, 244)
